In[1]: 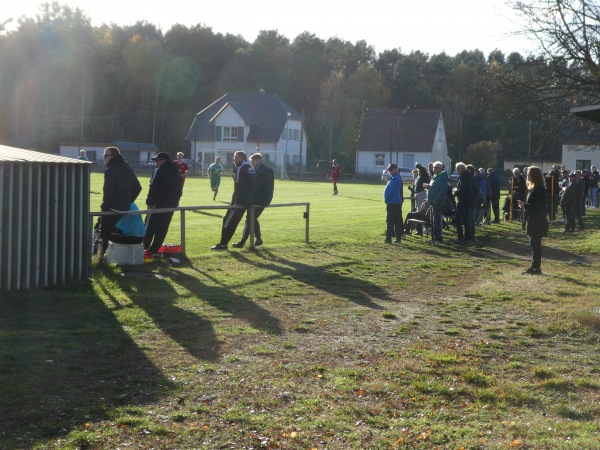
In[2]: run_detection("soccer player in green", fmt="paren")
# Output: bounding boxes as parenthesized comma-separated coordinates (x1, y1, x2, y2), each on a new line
(207, 156, 225, 200)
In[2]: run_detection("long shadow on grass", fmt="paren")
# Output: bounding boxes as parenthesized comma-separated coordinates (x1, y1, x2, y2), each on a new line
(230, 250, 390, 309)
(111, 268, 223, 361)
(0, 285, 172, 449)
(160, 265, 283, 335)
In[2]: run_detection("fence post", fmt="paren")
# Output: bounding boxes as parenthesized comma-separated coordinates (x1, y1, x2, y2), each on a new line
(180, 209, 186, 258)
(305, 203, 310, 244)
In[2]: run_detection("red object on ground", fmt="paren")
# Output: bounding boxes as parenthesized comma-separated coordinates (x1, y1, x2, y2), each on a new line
(157, 244, 182, 254)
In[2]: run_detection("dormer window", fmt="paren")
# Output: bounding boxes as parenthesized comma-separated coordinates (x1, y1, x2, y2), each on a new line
(223, 126, 239, 142)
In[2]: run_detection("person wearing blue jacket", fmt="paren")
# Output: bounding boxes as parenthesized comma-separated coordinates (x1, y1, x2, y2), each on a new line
(383, 164, 404, 244)
(426, 161, 448, 243)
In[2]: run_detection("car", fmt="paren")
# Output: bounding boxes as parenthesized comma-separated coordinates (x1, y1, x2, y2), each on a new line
(381, 167, 414, 183)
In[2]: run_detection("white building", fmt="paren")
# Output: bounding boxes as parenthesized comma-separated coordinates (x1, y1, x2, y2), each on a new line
(186, 92, 306, 175)
(355, 108, 450, 174)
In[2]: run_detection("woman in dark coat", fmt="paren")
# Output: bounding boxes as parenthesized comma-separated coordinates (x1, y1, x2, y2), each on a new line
(517, 166, 548, 275)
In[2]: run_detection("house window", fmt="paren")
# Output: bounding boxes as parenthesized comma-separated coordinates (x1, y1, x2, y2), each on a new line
(293, 129, 300, 141)
(576, 160, 591, 171)
(375, 154, 385, 166)
(282, 128, 290, 140)
(223, 126, 238, 142)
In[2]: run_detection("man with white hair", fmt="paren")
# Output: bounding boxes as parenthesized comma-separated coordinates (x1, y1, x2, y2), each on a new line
(508, 168, 527, 204)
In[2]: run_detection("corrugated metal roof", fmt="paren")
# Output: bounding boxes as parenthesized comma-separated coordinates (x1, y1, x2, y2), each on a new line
(0, 145, 91, 163)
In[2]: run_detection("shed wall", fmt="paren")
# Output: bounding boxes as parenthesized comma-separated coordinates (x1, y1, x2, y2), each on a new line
(0, 162, 91, 291)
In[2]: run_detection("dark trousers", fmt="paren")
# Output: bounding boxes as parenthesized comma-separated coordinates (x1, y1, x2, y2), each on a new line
(431, 203, 443, 241)
(575, 202, 585, 229)
(240, 206, 265, 243)
(491, 197, 500, 222)
(455, 205, 469, 240)
(99, 214, 120, 256)
(386, 203, 403, 241)
(220, 206, 247, 245)
(144, 211, 174, 254)
(529, 235, 542, 269)
(565, 206, 576, 231)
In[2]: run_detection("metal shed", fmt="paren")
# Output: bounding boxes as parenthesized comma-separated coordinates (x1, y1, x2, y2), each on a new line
(0, 145, 91, 291)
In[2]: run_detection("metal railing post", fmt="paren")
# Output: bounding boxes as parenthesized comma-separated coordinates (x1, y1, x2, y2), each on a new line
(180, 209, 186, 258)
(305, 203, 310, 244)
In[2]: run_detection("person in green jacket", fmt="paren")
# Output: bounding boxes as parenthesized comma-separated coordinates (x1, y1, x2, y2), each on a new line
(426, 161, 448, 244)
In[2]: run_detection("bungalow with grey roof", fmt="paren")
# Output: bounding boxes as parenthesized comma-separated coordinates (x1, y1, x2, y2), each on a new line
(356, 108, 450, 174)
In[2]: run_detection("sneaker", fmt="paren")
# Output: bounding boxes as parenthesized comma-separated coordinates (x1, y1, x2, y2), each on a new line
(232, 242, 245, 248)
(394, 239, 401, 244)
(453, 238, 466, 245)
(431, 240, 442, 244)
(254, 238, 263, 246)
(210, 243, 228, 250)
(384, 239, 392, 244)
(524, 267, 542, 275)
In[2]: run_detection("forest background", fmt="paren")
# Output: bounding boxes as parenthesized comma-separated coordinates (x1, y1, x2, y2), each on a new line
(1, 0, 600, 171)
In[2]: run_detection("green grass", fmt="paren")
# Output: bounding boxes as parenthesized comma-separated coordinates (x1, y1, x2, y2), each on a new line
(1, 176, 599, 449)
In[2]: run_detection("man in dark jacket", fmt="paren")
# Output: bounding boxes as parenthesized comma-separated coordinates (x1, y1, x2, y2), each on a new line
(233, 152, 274, 248)
(487, 168, 501, 223)
(99, 146, 142, 255)
(211, 151, 256, 250)
(453, 162, 472, 244)
(143, 152, 183, 254)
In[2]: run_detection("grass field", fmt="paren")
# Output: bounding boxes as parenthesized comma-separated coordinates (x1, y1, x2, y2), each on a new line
(1, 173, 599, 449)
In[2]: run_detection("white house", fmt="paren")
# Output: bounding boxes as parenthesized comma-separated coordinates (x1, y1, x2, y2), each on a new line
(564, 104, 600, 170)
(355, 108, 450, 174)
(561, 144, 600, 171)
(186, 92, 306, 175)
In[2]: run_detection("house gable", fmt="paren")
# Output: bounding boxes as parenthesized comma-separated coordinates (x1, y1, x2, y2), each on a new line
(187, 93, 301, 145)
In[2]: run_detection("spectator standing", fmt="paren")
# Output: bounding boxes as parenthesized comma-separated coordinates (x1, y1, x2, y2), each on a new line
(517, 166, 548, 275)
(208, 156, 225, 200)
(426, 161, 448, 244)
(508, 168, 527, 204)
(99, 146, 142, 255)
(548, 165, 561, 220)
(573, 170, 586, 230)
(582, 169, 590, 214)
(330, 159, 342, 195)
(487, 168, 501, 223)
(211, 151, 256, 250)
(233, 152, 274, 248)
(590, 165, 599, 208)
(143, 152, 182, 255)
(174, 152, 189, 188)
(453, 162, 472, 244)
(560, 172, 578, 232)
(383, 163, 404, 244)
(78, 149, 89, 161)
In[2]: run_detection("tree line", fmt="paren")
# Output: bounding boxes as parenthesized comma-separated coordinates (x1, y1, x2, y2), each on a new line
(1, 1, 598, 171)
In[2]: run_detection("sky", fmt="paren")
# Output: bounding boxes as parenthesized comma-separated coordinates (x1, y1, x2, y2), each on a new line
(2, 0, 536, 57)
